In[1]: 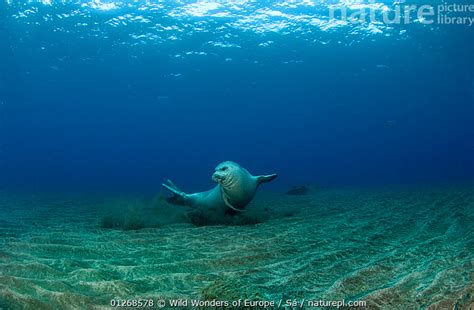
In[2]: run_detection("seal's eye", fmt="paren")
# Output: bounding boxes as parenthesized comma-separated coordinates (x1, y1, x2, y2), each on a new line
(221, 167, 228, 171)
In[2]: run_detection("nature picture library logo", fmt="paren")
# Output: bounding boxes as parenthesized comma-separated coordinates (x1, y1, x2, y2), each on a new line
(328, 0, 474, 26)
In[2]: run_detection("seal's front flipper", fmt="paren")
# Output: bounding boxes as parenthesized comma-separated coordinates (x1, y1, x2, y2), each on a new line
(162, 180, 188, 206)
(257, 173, 278, 184)
(222, 192, 245, 213)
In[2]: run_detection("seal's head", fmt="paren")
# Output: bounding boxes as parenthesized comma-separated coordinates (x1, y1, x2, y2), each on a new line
(210, 160, 277, 212)
(212, 161, 241, 188)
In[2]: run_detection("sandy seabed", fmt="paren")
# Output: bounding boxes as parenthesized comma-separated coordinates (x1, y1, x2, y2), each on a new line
(0, 187, 472, 309)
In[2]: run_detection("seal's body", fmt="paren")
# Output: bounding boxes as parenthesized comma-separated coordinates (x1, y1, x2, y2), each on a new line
(163, 161, 277, 214)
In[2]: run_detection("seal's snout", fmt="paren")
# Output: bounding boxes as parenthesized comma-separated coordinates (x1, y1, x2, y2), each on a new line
(212, 172, 225, 183)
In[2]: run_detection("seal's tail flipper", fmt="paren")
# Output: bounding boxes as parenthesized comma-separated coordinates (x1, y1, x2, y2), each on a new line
(162, 179, 188, 206)
(163, 179, 180, 192)
(257, 173, 278, 185)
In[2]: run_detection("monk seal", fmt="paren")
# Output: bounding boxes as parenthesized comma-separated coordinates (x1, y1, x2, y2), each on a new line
(162, 161, 277, 214)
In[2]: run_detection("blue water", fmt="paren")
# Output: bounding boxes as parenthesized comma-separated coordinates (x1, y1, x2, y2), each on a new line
(0, 2, 473, 308)
(1, 0, 472, 193)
